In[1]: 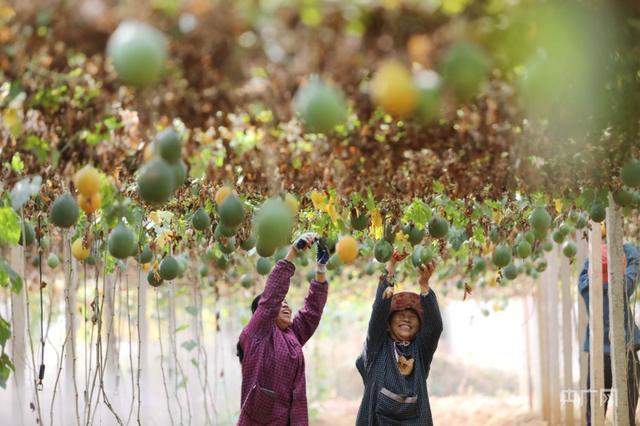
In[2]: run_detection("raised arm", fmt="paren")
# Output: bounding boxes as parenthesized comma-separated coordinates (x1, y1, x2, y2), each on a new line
(361, 250, 408, 370)
(241, 259, 295, 341)
(415, 261, 443, 372)
(361, 273, 394, 369)
(417, 289, 443, 371)
(240, 233, 319, 346)
(291, 279, 329, 346)
(291, 240, 330, 345)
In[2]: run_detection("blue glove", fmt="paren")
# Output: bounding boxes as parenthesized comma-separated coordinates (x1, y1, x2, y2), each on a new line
(316, 242, 330, 265)
(294, 232, 319, 251)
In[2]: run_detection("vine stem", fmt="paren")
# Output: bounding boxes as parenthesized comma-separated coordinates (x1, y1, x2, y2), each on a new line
(84, 249, 101, 425)
(166, 246, 185, 424)
(135, 207, 146, 425)
(124, 272, 136, 425)
(87, 239, 123, 425)
(194, 278, 214, 425)
(156, 289, 176, 426)
(49, 329, 70, 426)
(83, 260, 88, 425)
(19, 208, 44, 425)
(61, 228, 81, 426)
(92, 269, 124, 425)
(135, 264, 144, 426)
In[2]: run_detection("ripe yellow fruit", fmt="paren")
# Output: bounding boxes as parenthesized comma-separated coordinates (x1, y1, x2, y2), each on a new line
(78, 192, 102, 214)
(370, 61, 418, 118)
(284, 193, 299, 215)
(73, 165, 101, 197)
(215, 185, 233, 205)
(336, 235, 359, 264)
(72, 238, 90, 260)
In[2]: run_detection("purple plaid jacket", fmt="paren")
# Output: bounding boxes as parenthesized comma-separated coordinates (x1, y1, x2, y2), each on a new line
(238, 259, 328, 426)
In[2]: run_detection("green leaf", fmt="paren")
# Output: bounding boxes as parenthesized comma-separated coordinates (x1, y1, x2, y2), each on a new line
(403, 198, 431, 228)
(175, 324, 190, 333)
(103, 116, 122, 131)
(0, 316, 10, 348)
(0, 208, 20, 245)
(291, 156, 302, 169)
(0, 352, 14, 389)
(10, 153, 23, 172)
(484, 199, 501, 210)
(365, 188, 376, 211)
(472, 225, 486, 244)
(24, 135, 57, 165)
(181, 339, 197, 352)
(185, 305, 198, 316)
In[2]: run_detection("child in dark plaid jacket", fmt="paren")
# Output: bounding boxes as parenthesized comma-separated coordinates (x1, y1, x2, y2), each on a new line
(356, 250, 443, 426)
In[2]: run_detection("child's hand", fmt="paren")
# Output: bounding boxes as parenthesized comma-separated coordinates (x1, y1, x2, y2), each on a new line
(293, 232, 319, 251)
(418, 261, 436, 292)
(391, 250, 409, 263)
(386, 249, 408, 275)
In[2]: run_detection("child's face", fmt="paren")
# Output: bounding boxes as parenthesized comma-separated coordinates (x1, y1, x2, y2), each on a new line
(276, 300, 292, 330)
(389, 309, 420, 341)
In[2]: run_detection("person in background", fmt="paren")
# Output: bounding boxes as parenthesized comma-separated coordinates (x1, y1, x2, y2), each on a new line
(236, 232, 330, 426)
(579, 224, 640, 425)
(355, 250, 443, 426)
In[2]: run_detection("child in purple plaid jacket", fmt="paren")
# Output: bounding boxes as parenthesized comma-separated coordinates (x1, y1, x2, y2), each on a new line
(237, 233, 330, 425)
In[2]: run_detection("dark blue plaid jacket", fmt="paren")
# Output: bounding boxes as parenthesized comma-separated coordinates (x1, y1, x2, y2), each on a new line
(578, 243, 640, 353)
(355, 275, 443, 426)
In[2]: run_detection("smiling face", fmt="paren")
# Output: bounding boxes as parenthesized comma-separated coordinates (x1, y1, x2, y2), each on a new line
(389, 309, 420, 341)
(276, 300, 292, 330)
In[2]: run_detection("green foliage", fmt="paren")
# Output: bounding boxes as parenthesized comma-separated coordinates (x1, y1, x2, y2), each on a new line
(0, 207, 20, 246)
(10, 153, 23, 172)
(0, 351, 14, 389)
(181, 339, 197, 352)
(403, 198, 431, 228)
(24, 135, 60, 166)
(0, 316, 10, 348)
(79, 116, 122, 146)
(0, 259, 22, 294)
(31, 84, 69, 111)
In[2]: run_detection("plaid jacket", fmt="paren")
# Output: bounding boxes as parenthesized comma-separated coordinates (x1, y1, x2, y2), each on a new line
(238, 260, 328, 426)
(355, 275, 443, 426)
(579, 243, 640, 353)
